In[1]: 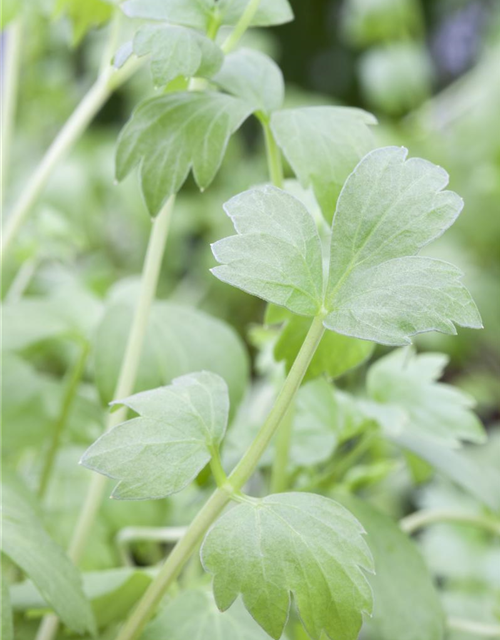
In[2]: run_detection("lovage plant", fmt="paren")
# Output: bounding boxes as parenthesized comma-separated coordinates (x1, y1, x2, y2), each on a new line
(2, 2, 499, 640)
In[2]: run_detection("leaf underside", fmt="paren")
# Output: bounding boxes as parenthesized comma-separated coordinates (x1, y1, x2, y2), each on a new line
(201, 492, 373, 640)
(81, 372, 229, 500)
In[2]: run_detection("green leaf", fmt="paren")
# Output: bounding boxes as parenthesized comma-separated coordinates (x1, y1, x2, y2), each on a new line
(214, 48, 284, 115)
(116, 91, 252, 214)
(394, 432, 500, 511)
(81, 371, 229, 499)
(338, 494, 445, 640)
(1, 478, 95, 634)
(55, 0, 114, 44)
(201, 492, 373, 640)
(93, 300, 248, 416)
(324, 146, 482, 345)
(11, 568, 152, 629)
(142, 587, 273, 640)
(363, 348, 486, 447)
(271, 107, 377, 221)
(1, 574, 13, 640)
(274, 315, 374, 381)
(131, 24, 223, 87)
(122, 0, 293, 30)
(211, 185, 324, 316)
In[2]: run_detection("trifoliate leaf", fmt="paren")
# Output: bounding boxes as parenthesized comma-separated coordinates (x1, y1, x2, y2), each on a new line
(214, 48, 284, 115)
(54, 0, 114, 44)
(142, 588, 273, 640)
(1, 478, 95, 634)
(130, 24, 223, 87)
(93, 300, 248, 416)
(338, 494, 445, 640)
(211, 185, 324, 316)
(201, 492, 373, 640)
(363, 348, 485, 447)
(1, 576, 13, 640)
(271, 107, 377, 221)
(122, 0, 293, 30)
(116, 92, 252, 214)
(274, 314, 374, 381)
(324, 146, 482, 345)
(81, 372, 229, 500)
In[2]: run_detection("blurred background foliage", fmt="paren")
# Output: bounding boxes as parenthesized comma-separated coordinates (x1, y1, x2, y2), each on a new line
(2, 1, 500, 638)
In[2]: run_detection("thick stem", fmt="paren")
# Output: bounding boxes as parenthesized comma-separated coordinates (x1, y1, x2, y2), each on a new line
(1, 55, 142, 264)
(447, 618, 500, 637)
(400, 508, 500, 536)
(260, 116, 284, 188)
(221, 0, 262, 54)
(38, 341, 90, 499)
(1, 17, 23, 199)
(114, 315, 326, 640)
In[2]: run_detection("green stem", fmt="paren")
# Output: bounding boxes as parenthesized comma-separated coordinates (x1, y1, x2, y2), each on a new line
(114, 315, 326, 640)
(1, 54, 142, 264)
(1, 17, 23, 201)
(447, 618, 500, 637)
(400, 508, 500, 536)
(117, 526, 188, 565)
(38, 341, 90, 499)
(260, 115, 284, 188)
(221, 0, 262, 54)
(35, 195, 175, 640)
(270, 405, 294, 493)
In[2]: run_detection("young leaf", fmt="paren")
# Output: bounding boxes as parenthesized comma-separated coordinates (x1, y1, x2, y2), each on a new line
(201, 492, 373, 640)
(116, 92, 252, 214)
(274, 315, 374, 381)
(93, 300, 248, 415)
(54, 0, 113, 44)
(141, 588, 273, 640)
(214, 48, 284, 115)
(211, 185, 324, 316)
(338, 494, 445, 640)
(81, 372, 229, 500)
(271, 107, 377, 221)
(130, 24, 223, 87)
(324, 146, 482, 345)
(363, 348, 486, 447)
(1, 478, 95, 635)
(122, 0, 293, 30)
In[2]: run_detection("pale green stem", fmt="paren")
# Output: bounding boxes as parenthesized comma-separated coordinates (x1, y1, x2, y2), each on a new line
(260, 115, 284, 188)
(221, 0, 262, 54)
(1, 17, 23, 200)
(38, 341, 90, 499)
(447, 618, 500, 637)
(270, 405, 294, 493)
(4, 254, 38, 302)
(1, 54, 143, 264)
(117, 526, 188, 566)
(114, 315, 326, 640)
(35, 196, 175, 640)
(400, 508, 500, 536)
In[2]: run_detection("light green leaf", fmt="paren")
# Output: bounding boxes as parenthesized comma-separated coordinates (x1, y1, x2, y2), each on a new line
(81, 371, 229, 499)
(211, 185, 324, 316)
(131, 24, 223, 87)
(338, 494, 445, 640)
(55, 0, 114, 44)
(201, 492, 373, 640)
(274, 314, 374, 381)
(1, 478, 95, 634)
(122, 0, 293, 30)
(271, 107, 377, 221)
(363, 348, 485, 447)
(142, 587, 273, 640)
(1, 574, 13, 640)
(394, 432, 500, 511)
(93, 300, 248, 416)
(116, 92, 252, 214)
(11, 568, 152, 629)
(324, 146, 482, 345)
(214, 48, 284, 115)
